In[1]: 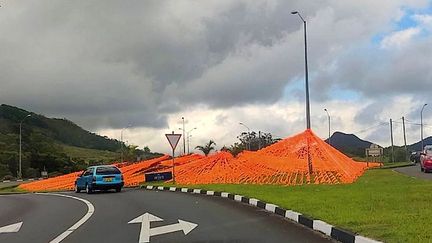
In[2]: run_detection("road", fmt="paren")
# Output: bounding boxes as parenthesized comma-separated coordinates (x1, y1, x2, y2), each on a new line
(394, 164, 432, 180)
(0, 188, 334, 243)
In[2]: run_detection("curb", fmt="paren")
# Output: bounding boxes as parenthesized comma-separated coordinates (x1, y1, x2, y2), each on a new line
(140, 185, 381, 243)
(1, 178, 44, 183)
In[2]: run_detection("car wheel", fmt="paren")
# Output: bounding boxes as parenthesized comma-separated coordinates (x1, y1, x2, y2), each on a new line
(75, 185, 81, 193)
(86, 184, 93, 194)
(115, 187, 121, 193)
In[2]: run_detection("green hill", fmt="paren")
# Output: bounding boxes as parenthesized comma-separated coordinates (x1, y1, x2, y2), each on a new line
(0, 104, 162, 179)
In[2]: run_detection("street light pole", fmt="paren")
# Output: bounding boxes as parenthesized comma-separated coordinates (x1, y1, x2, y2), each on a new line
(19, 114, 31, 179)
(120, 124, 131, 162)
(324, 109, 331, 145)
(182, 117, 186, 155)
(186, 127, 197, 154)
(421, 103, 428, 151)
(292, 10, 312, 178)
(292, 11, 311, 130)
(239, 122, 251, 150)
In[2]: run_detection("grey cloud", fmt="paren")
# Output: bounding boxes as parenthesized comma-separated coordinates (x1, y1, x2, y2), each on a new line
(0, 0, 429, 131)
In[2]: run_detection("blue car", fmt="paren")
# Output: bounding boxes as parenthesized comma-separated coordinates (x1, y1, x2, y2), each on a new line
(75, 165, 124, 194)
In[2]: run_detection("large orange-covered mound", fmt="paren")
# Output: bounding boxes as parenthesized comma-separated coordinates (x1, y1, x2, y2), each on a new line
(173, 129, 379, 185)
(19, 129, 378, 191)
(19, 154, 202, 192)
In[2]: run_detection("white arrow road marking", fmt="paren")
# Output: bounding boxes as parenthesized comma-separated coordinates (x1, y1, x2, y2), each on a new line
(150, 219, 197, 236)
(128, 212, 198, 243)
(0, 222, 23, 233)
(129, 213, 163, 243)
(35, 193, 95, 243)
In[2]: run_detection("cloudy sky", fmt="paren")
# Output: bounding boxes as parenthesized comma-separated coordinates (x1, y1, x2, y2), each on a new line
(1, 0, 432, 154)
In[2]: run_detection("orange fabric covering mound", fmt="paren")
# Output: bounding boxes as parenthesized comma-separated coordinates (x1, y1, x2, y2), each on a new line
(18, 154, 203, 192)
(173, 129, 379, 185)
(18, 129, 379, 191)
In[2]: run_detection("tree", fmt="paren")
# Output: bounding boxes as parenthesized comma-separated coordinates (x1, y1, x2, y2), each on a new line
(227, 131, 279, 156)
(195, 140, 216, 156)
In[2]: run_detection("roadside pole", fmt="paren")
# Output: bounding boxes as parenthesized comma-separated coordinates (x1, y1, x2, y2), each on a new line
(390, 119, 394, 163)
(402, 116, 408, 161)
(165, 132, 182, 184)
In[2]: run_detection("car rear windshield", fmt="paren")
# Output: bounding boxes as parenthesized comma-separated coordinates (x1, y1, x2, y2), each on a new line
(96, 167, 121, 175)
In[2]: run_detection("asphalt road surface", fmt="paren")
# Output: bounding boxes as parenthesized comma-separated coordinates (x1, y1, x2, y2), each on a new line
(394, 164, 432, 180)
(0, 188, 334, 243)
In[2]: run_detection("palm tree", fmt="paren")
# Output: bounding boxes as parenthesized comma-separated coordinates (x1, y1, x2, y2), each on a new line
(195, 140, 216, 156)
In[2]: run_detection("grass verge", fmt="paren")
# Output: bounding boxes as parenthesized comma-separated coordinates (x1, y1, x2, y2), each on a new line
(0, 185, 28, 194)
(142, 169, 431, 243)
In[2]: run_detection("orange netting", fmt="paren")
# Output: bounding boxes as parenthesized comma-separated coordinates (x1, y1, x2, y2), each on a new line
(171, 129, 380, 185)
(18, 129, 379, 191)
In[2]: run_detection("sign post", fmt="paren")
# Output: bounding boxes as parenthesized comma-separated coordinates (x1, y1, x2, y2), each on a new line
(365, 144, 383, 167)
(165, 131, 182, 184)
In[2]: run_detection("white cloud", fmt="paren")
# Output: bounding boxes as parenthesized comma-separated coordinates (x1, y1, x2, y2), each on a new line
(413, 14, 432, 27)
(380, 27, 421, 49)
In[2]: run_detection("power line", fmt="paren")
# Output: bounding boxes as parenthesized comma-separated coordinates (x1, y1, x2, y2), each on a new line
(352, 121, 388, 134)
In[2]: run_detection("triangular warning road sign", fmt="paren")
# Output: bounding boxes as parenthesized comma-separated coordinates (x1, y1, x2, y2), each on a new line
(165, 133, 182, 150)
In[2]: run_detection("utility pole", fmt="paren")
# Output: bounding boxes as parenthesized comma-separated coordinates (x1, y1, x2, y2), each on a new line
(421, 104, 428, 151)
(390, 118, 394, 163)
(402, 116, 408, 161)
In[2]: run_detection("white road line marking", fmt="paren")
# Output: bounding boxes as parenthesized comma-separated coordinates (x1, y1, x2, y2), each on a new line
(0, 222, 23, 233)
(128, 212, 197, 243)
(129, 213, 163, 243)
(149, 220, 197, 237)
(36, 193, 95, 243)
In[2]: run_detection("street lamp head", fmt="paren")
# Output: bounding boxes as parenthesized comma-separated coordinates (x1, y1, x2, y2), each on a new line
(324, 108, 327, 111)
(27, 114, 31, 117)
(291, 11, 298, 14)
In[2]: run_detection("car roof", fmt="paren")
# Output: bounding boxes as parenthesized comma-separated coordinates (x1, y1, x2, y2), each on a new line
(88, 165, 117, 169)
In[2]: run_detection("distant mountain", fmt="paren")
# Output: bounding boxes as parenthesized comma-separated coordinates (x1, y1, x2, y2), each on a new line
(408, 137, 432, 151)
(0, 104, 162, 179)
(326, 131, 375, 157)
(0, 104, 120, 151)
